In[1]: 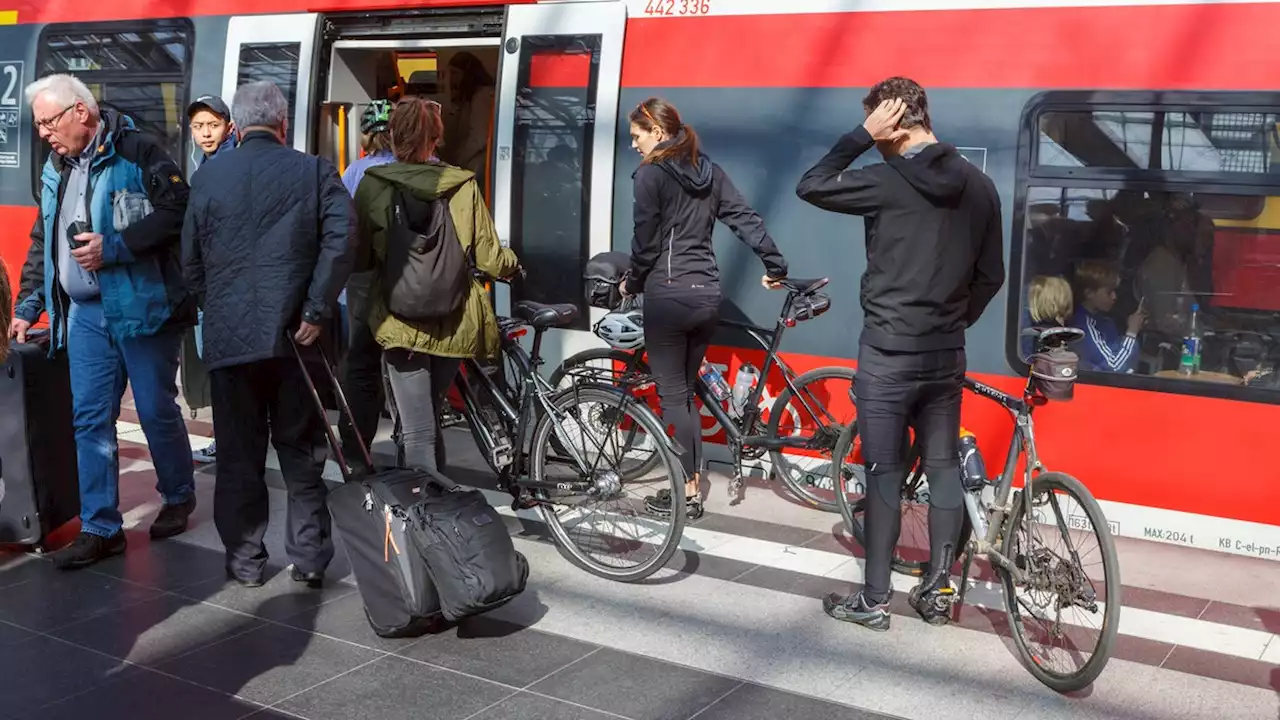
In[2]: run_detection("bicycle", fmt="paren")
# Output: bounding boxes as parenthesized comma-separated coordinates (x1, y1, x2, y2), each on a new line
(831, 327, 1121, 693)
(447, 282, 689, 583)
(549, 277, 856, 511)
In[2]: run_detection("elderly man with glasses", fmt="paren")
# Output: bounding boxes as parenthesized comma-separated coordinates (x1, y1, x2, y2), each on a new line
(12, 73, 198, 569)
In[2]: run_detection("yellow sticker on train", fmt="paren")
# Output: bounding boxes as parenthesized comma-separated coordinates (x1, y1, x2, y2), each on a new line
(0, 11, 17, 24)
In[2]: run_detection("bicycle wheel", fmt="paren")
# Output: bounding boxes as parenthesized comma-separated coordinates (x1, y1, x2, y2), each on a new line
(529, 383, 687, 582)
(548, 348, 661, 481)
(832, 422, 970, 577)
(764, 366, 856, 512)
(1000, 471, 1120, 693)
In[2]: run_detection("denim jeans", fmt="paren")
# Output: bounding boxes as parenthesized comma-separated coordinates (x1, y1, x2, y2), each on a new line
(68, 299, 195, 537)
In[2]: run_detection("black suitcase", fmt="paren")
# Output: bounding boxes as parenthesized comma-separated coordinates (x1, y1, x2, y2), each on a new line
(0, 332, 80, 547)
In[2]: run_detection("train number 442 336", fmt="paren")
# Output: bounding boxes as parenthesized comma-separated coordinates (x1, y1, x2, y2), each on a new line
(643, 0, 711, 16)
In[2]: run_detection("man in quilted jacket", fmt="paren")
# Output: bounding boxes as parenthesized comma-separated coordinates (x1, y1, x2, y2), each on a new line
(15, 73, 198, 570)
(182, 81, 357, 588)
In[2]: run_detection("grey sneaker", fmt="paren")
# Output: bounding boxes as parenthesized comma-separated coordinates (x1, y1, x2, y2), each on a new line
(193, 440, 216, 464)
(823, 591, 891, 631)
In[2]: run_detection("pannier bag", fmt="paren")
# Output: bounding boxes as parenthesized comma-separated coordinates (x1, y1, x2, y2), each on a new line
(583, 251, 631, 310)
(1029, 347, 1079, 401)
(405, 471, 530, 622)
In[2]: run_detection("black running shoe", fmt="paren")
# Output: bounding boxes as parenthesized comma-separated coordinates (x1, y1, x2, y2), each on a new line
(822, 591, 891, 632)
(643, 489, 704, 520)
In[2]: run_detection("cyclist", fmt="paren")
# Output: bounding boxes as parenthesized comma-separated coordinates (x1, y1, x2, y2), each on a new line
(622, 96, 789, 519)
(796, 77, 1004, 629)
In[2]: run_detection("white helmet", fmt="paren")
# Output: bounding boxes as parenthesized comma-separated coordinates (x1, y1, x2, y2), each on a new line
(595, 310, 645, 350)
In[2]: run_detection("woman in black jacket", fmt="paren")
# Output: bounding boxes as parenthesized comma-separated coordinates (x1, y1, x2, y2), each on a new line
(622, 97, 789, 519)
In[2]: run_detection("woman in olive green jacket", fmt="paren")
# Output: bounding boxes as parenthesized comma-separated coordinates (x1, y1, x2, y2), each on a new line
(354, 96, 519, 472)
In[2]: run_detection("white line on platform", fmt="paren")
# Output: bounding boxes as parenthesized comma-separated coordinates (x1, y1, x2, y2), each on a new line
(119, 419, 1279, 664)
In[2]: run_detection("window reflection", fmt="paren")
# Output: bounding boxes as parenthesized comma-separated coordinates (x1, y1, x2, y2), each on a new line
(237, 43, 301, 146)
(508, 34, 599, 331)
(32, 21, 193, 194)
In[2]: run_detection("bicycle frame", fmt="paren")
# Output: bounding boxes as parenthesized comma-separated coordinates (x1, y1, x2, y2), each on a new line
(960, 376, 1046, 587)
(453, 318, 641, 504)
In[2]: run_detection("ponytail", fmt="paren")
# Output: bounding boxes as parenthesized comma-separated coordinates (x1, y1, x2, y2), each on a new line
(629, 97, 699, 165)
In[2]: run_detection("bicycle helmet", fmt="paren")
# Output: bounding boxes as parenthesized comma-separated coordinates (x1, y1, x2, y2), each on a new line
(360, 100, 393, 134)
(595, 310, 645, 350)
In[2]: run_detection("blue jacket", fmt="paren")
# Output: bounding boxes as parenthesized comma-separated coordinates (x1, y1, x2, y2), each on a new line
(1070, 305, 1138, 374)
(16, 109, 196, 354)
(198, 135, 236, 168)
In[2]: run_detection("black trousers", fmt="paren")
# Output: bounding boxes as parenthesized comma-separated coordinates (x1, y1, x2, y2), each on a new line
(337, 313, 386, 471)
(854, 340, 966, 604)
(643, 293, 720, 480)
(210, 358, 333, 580)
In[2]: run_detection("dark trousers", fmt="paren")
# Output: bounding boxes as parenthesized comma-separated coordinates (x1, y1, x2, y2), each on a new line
(384, 350, 462, 473)
(854, 340, 966, 603)
(337, 313, 386, 471)
(643, 293, 720, 480)
(210, 358, 333, 580)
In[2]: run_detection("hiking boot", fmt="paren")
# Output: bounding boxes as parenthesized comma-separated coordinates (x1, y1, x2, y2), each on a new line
(289, 565, 324, 589)
(150, 496, 197, 539)
(823, 591, 891, 631)
(52, 532, 127, 570)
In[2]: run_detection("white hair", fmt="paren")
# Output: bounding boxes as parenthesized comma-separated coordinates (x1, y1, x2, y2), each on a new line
(231, 81, 288, 131)
(24, 73, 99, 114)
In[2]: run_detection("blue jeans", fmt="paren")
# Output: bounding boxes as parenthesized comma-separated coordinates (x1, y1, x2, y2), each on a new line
(68, 299, 195, 537)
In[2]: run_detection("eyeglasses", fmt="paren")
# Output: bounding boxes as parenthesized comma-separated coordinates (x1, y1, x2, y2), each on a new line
(34, 104, 76, 131)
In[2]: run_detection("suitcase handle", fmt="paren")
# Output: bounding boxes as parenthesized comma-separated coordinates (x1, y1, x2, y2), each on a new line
(288, 334, 373, 483)
(288, 333, 459, 492)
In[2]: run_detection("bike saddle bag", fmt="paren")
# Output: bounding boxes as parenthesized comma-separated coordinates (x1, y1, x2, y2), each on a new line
(583, 251, 630, 310)
(1029, 347, 1079, 401)
(787, 292, 831, 324)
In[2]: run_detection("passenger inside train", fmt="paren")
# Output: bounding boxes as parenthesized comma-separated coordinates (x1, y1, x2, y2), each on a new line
(1020, 109, 1280, 389)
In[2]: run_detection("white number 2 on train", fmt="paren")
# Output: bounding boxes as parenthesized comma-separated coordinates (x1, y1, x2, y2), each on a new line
(0, 65, 19, 107)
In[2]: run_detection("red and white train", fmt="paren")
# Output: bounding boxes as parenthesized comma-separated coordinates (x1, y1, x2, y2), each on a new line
(2, 0, 1277, 558)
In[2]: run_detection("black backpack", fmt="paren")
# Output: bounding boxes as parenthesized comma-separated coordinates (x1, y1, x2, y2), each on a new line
(383, 184, 472, 321)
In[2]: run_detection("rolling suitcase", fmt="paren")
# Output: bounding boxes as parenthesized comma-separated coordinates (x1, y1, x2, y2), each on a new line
(0, 332, 80, 548)
(290, 337, 527, 636)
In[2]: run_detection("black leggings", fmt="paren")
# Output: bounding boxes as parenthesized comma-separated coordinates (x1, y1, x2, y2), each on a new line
(854, 340, 967, 604)
(643, 293, 720, 481)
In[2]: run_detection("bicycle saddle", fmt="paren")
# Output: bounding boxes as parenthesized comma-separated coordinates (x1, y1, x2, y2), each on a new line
(514, 300, 579, 329)
(780, 277, 828, 295)
(1023, 326, 1085, 350)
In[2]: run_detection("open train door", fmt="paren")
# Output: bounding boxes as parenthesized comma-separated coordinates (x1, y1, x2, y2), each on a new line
(492, 0, 627, 366)
(222, 14, 321, 153)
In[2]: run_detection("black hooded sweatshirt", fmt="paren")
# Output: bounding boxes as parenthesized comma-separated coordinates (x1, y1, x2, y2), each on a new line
(626, 134, 788, 297)
(796, 125, 1004, 352)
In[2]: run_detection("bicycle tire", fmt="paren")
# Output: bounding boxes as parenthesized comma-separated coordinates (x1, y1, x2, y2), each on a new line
(832, 422, 972, 577)
(529, 383, 687, 583)
(764, 366, 856, 512)
(1000, 471, 1121, 693)
(548, 348, 661, 480)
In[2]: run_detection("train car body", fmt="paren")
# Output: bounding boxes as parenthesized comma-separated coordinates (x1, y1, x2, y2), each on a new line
(1, 0, 1278, 559)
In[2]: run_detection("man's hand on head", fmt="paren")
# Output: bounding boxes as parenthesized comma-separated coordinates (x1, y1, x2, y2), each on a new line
(863, 99, 911, 143)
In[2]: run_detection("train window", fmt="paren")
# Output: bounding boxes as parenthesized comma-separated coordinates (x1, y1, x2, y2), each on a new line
(1038, 110, 1280, 176)
(506, 34, 601, 331)
(30, 20, 194, 196)
(1013, 94, 1280, 401)
(236, 44, 301, 147)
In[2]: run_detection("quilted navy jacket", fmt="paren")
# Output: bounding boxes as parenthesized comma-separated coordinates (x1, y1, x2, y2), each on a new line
(181, 130, 357, 371)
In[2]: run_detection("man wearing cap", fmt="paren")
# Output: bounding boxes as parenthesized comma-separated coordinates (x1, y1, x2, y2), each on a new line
(189, 95, 236, 168)
(336, 100, 396, 475)
(183, 95, 236, 466)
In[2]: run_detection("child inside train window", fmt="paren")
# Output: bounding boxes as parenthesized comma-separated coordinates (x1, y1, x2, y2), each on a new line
(1069, 260, 1146, 374)
(1021, 275, 1073, 359)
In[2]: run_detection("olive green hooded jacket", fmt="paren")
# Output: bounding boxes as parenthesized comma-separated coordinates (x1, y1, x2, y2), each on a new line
(354, 162, 519, 360)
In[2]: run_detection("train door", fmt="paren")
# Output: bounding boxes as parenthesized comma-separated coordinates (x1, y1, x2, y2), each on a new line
(492, 0, 627, 365)
(222, 14, 322, 152)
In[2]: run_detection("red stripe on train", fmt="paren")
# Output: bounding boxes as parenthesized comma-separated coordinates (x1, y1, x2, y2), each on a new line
(619, 4, 1280, 89)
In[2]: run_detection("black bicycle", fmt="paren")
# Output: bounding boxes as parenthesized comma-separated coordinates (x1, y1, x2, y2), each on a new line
(832, 327, 1121, 693)
(448, 284, 688, 583)
(549, 277, 856, 511)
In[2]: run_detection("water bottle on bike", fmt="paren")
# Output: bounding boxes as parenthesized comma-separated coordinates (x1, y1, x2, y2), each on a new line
(700, 361, 732, 403)
(958, 428, 989, 492)
(730, 362, 759, 417)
